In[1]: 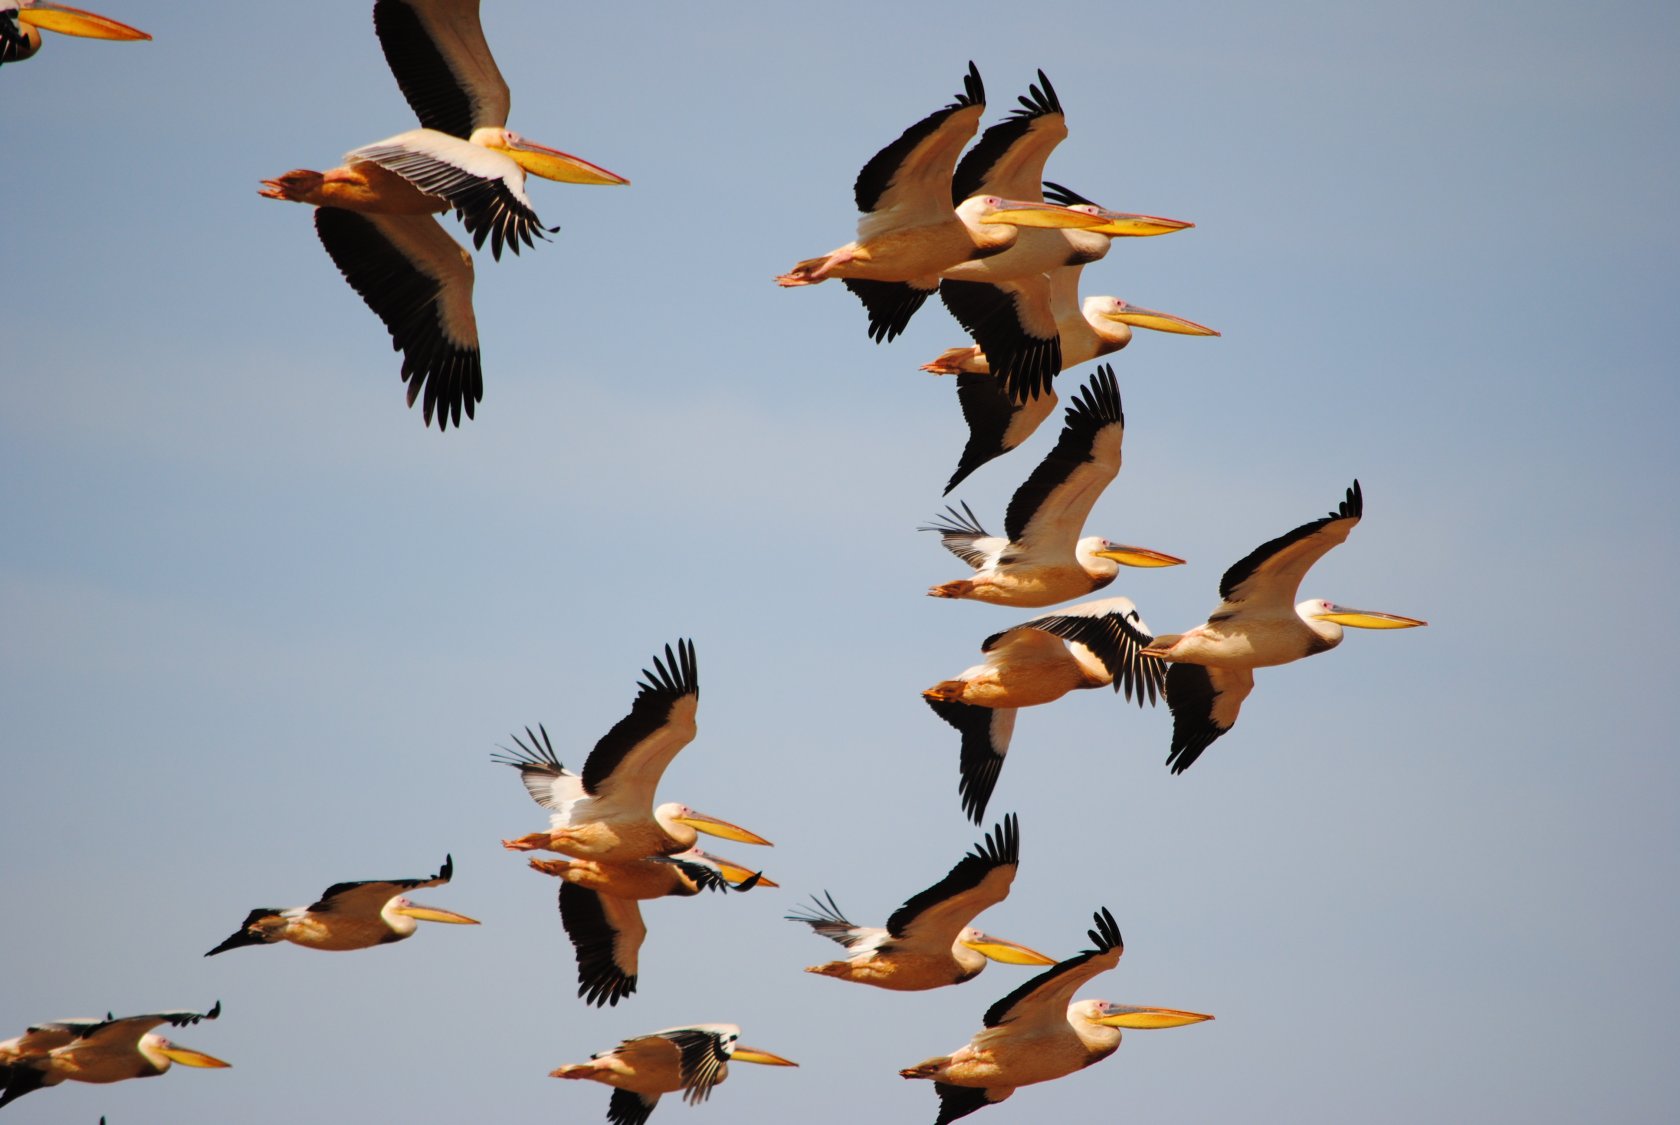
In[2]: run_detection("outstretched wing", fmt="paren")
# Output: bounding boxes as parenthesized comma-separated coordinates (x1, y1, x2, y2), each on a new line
(945, 376, 1058, 494)
(982, 908, 1121, 1028)
(941, 277, 1061, 404)
(1217, 481, 1364, 610)
(925, 698, 1018, 825)
(1004, 365, 1124, 551)
(580, 639, 700, 812)
(951, 70, 1067, 203)
(886, 814, 1022, 950)
(919, 502, 1005, 570)
(855, 62, 986, 233)
(309, 855, 454, 916)
(1163, 662, 1253, 774)
(374, 0, 510, 138)
(558, 882, 643, 1007)
(1020, 597, 1163, 706)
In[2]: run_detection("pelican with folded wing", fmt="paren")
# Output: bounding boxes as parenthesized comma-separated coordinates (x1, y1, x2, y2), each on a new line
(552, 1024, 796, 1125)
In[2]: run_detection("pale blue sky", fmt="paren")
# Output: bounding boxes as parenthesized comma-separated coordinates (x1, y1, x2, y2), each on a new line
(3, 2, 1678, 1122)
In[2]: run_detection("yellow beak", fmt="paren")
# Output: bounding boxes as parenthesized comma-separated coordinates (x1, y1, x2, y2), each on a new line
(17, 2, 150, 39)
(1093, 545, 1186, 568)
(676, 811, 773, 847)
(156, 1044, 232, 1069)
(1095, 1006, 1216, 1029)
(1104, 304, 1221, 337)
(393, 904, 481, 925)
(491, 139, 630, 186)
(1312, 608, 1428, 629)
(731, 1046, 799, 1067)
(961, 935, 1058, 966)
(1078, 210, 1194, 237)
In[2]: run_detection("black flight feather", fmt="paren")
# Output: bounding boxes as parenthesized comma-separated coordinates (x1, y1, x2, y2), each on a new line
(886, 813, 1019, 937)
(373, 0, 476, 139)
(854, 61, 985, 215)
(581, 639, 698, 794)
(1164, 662, 1230, 774)
(1218, 480, 1363, 601)
(1003, 365, 1120, 543)
(983, 908, 1120, 1028)
(952, 69, 1064, 203)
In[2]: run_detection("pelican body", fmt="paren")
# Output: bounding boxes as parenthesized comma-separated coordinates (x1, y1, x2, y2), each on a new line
(552, 1024, 796, 1125)
(263, 0, 627, 430)
(494, 640, 770, 865)
(1140, 480, 1427, 772)
(923, 366, 1184, 608)
(0, 1005, 228, 1109)
(900, 909, 1210, 1124)
(204, 855, 477, 955)
(788, 814, 1053, 991)
(0, 2, 149, 67)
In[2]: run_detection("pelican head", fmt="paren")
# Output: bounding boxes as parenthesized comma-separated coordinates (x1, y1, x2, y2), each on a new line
(1078, 537, 1187, 581)
(1089, 298, 1220, 338)
(658, 802, 773, 848)
(14, 2, 150, 41)
(383, 895, 481, 936)
(1300, 598, 1428, 647)
(1081, 1000, 1215, 1029)
(964, 195, 1114, 231)
(468, 126, 629, 186)
(713, 1027, 798, 1068)
(956, 927, 1057, 966)
(137, 1034, 231, 1073)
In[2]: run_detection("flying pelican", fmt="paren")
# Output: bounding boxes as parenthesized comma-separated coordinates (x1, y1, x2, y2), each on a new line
(0, 1005, 227, 1109)
(900, 908, 1211, 1123)
(787, 813, 1054, 990)
(551, 1024, 796, 1125)
(921, 366, 1183, 608)
(774, 63, 1110, 338)
(494, 640, 771, 863)
(0, 2, 148, 67)
(925, 260, 1217, 493)
(203, 855, 477, 955)
(261, 0, 627, 430)
(532, 852, 769, 1007)
(925, 597, 1164, 823)
(1139, 480, 1427, 773)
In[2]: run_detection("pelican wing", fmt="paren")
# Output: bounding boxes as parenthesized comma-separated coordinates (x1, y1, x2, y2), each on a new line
(349, 129, 551, 260)
(941, 277, 1061, 404)
(580, 639, 700, 810)
(841, 278, 938, 344)
(1164, 662, 1253, 774)
(607, 1088, 660, 1125)
(785, 892, 886, 951)
(982, 908, 1122, 1028)
(0, 11, 37, 64)
(77, 1004, 222, 1050)
(1018, 597, 1164, 706)
(951, 70, 1066, 203)
(308, 855, 453, 915)
(919, 502, 1005, 571)
(664, 1027, 733, 1105)
(1217, 481, 1364, 610)
(558, 882, 643, 1007)
(374, 0, 509, 139)
(313, 207, 482, 430)
(491, 724, 584, 811)
(925, 698, 1018, 825)
(854, 62, 986, 235)
(1004, 365, 1124, 551)
(934, 1083, 1008, 1125)
(885, 814, 1021, 950)
(945, 376, 1058, 494)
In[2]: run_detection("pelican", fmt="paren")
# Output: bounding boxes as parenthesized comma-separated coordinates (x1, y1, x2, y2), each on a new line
(925, 262, 1217, 494)
(533, 852, 769, 1007)
(925, 597, 1164, 822)
(552, 1024, 796, 1125)
(1139, 480, 1427, 773)
(204, 854, 477, 955)
(787, 813, 1054, 990)
(922, 366, 1183, 608)
(900, 908, 1211, 1123)
(261, 0, 627, 430)
(774, 63, 1110, 338)
(0, 2, 148, 67)
(494, 640, 771, 863)
(0, 1005, 227, 1109)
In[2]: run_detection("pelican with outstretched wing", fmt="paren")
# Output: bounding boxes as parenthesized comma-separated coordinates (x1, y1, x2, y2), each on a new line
(0, 1005, 227, 1109)
(1141, 480, 1426, 773)
(922, 365, 1183, 607)
(204, 855, 477, 955)
(900, 909, 1211, 1123)
(788, 814, 1052, 990)
(261, 0, 627, 429)
(551, 1024, 796, 1125)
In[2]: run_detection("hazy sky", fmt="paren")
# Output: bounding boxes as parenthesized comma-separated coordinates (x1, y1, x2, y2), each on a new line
(3, 2, 1677, 1122)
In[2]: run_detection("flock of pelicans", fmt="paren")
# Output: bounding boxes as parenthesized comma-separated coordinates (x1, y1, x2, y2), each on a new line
(1, 2, 1429, 1123)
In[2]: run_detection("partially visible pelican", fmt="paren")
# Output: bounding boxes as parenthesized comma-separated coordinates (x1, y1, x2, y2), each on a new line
(788, 813, 1053, 990)
(0, 1005, 227, 1109)
(495, 640, 771, 863)
(0, 2, 148, 68)
(925, 261, 1217, 493)
(1140, 480, 1426, 773)
(533, 852, 769, 1007)
(204, 855, 477, 955)
(262, 0, 627, 430)
(551, 1024, 796, 1125)
(775, 63, 1109, 338)
(922, 366, 1184, 608)
(925, 597, 1164, 823)
(900, 908, 1211, 1123)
